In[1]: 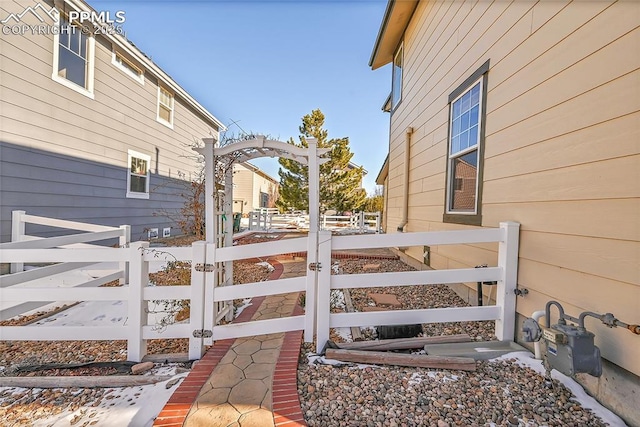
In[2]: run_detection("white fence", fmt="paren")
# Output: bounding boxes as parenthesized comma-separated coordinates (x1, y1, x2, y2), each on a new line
(0, 211, 519, 361)
(249, 210, 381, 233)
(0, 211, 130, 321)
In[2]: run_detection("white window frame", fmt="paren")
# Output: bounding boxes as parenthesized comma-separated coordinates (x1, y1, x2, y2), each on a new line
(52, 14, 95, 98)
(391, 43, 403, 110)
(157, 86, 174, 128)
(112, 50, 144, 84)
(126, 150, 151, 199)
(445, 77, 483, 215)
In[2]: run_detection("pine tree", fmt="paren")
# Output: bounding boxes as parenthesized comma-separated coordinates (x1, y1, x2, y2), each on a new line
(277, 109, 366, 213)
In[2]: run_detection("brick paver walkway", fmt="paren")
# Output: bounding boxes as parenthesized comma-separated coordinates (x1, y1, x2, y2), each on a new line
(153, 258, 307, 427)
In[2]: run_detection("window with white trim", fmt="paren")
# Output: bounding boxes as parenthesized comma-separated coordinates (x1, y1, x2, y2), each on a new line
(52, 14, 95, 97)
(447, 79, 481, 213)
(112, 51, 144, 84)
(391, 43, 403, 110)
(444, 59, 490, 226)
(127, 150, 150, 199)
(157, 87, 174, 127)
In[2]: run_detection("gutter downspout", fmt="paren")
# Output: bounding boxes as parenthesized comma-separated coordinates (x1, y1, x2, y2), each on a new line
(397, 127, 414, 232)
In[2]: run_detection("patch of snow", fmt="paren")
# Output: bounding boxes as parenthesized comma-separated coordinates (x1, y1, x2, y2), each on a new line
(493, 352, 628, 427)
(234, 299, 253, 318)
(331, 262, 340, 274)
(255, 261, 275, 272)
(306, 353, 348, 367)
(330, 289, 346, 310)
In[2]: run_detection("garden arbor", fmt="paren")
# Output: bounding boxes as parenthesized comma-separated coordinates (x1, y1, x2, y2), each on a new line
(194, 136, 329, 330)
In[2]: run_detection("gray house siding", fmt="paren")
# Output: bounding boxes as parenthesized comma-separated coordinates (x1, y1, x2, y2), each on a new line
(0, 0, 220, 242)
(0, 142, 188, 242)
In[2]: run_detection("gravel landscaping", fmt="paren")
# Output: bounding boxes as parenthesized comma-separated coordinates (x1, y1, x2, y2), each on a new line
(296, 257, 615, 427)
(0, 234, 625, 426)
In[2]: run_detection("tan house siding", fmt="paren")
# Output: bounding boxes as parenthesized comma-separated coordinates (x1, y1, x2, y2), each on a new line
(232, 163, 279, 213)
(0, 0, 220, 240)
(380, 0, 639, 400)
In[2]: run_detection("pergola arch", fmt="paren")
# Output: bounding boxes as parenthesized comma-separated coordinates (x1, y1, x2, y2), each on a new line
(195, 135, 329, 245)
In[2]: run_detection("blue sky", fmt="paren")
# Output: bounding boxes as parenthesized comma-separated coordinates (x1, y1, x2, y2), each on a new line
(92, 0, 392, 194)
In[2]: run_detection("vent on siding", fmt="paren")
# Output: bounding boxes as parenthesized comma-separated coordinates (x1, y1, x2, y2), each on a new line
(148, 228, 159, 239)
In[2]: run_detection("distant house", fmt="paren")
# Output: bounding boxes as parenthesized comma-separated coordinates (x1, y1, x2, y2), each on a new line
(370, 0, 639, 424)
(0, 0, 224, 242)
(232, 162, 279, 214)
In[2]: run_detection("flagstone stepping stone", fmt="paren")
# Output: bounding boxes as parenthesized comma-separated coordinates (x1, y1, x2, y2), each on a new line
(368, 293, 402, 307)
(363, 263, 381, 271)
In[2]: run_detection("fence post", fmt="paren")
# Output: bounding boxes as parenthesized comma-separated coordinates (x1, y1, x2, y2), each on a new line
(203, 241, 218, 346)
(495, 222, 520, 341)
(119, 225, 130, 286)
(10, 210, 26, 273)
(376, 212, 381, 233)
(128, 241, 149, 362)
(189, 241, 207, 359)
(315, 230, 333, 353)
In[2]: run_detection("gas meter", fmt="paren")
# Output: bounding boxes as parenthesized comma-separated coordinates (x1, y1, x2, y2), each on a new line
(522, 301, 640, 378)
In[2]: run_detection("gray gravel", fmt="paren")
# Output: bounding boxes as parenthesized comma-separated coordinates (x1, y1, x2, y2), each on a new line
(297, 258, 611, 427)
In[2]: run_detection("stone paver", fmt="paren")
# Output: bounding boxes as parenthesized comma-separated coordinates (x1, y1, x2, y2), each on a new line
(154, 250, 308, 427)
(180, 261, 306, 427)
(368, 292, 402, 307)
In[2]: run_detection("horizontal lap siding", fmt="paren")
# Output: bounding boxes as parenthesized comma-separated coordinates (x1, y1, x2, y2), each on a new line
(387, 0, 639, 376)
(0, 0, 216, 241)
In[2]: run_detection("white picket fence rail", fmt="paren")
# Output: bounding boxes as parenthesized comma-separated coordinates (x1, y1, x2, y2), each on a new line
(0, 210, 519, 361)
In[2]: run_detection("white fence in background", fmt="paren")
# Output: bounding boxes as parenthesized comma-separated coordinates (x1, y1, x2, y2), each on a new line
(0, 211, 130, 321)
(248, 210, 381, 233)
(0, 211, 519, 361)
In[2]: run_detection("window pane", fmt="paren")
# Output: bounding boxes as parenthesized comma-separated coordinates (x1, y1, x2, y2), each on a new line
(452, 100, 461, 119)
(159, 105, 171, 122)
(450, 150, 478, 211)
(130, 175, 146, 193)
(469, 124, 479, 147)
(470, 83, 480, 106)
(79, 33, 87, 59)
(392, 46, 402, 109)
(461, 111, 470, 130)
(469, 105, 479, 127)
(58, 46, 86, 88)
(452, 118, 461, 136)
(459, 130, 469, 151)
(70, 31, 79, 55)
(451, 135, 460, 155)
(461, 92, 470, 111)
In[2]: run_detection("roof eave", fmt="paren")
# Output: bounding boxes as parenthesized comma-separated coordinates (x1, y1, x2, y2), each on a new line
(369, 0, 419, 70)
(375, 155, 389, 185)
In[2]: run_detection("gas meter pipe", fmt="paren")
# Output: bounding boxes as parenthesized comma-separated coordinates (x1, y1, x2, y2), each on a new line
(545, 301, 640, 335)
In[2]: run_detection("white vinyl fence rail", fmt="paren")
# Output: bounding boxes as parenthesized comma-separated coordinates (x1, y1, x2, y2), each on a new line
(0, 211, 130, 321)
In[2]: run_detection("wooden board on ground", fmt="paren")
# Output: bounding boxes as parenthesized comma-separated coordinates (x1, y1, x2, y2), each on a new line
(325, 349, 476, 371)
(336, 334, 472, 351)
(342, 288, 362, 341)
